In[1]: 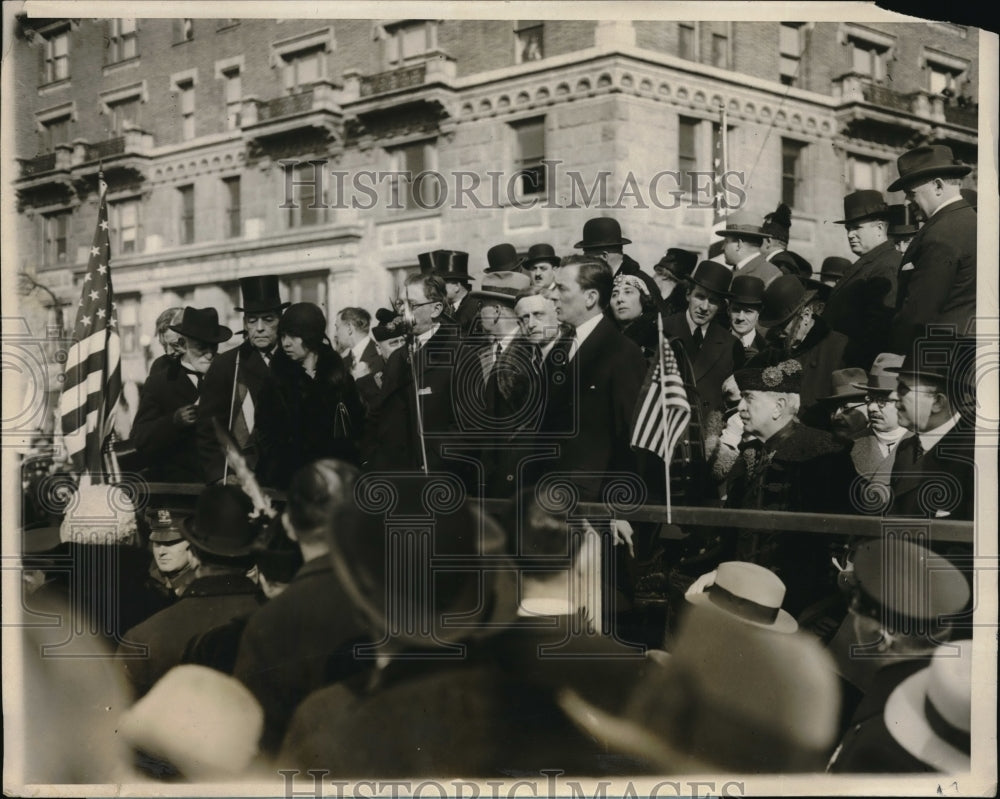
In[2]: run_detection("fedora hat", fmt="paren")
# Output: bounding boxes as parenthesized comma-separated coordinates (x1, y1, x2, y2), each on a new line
(817, 368, 868, 403)
(469, 270, 532, 307)
(688, 260, 732, 297)
(758, 274, 817, 328)
(234, 275, 289, 314)
(686, 561, 798, 633)
(820, 256, 850, 281)
(714, 210, 765, 240)
(557, 602, 840, 773)
(652, 248, 698, 281)
(169, 307, 233, 345)
(574, 217, 631, 250)
(146, 508, 186, 544)
(887, 145, 972, 192)
(181, 485, 272, 559)
(853, 352, 904, 392)
(883, 640, 971, 773)
(728, 274, 765, 307)
(418, 249, 471, 280)
(485, 243, 523, 273)
(834, 190, 890, 225)
(887, 203, 920, 237)
(520, 243, 560, 268)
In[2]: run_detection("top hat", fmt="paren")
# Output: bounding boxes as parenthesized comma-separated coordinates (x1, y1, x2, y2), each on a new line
(819, 256, 850, 281)
(817, 368, 868, 403)
(887, 145, 972, 192)
(688, 260, 733, 297)
(758, 274, 817, 328)
(834, 190, 890, 225)
(652, 248, 698, 281)
(182, 485, 272, 559)
(371, 307, 407, 342)
(169, 307, 234, 345)
(728, 274, 766, 307)
(235, 275, 289, 314)
(520, 243, 561, 269)
(761, 202, 792, 242)
(853, 352, 904, 392)
(887, 203, 921, 237)
(883, 640, 972, 773)
(277, 302, 327, 342)
(574, 217, 632, 250)
(469, 270, 532, 306)
(147, 508, 186, 544)
(714, 210, 765, 240)
(685, 561, 798, 633)
(418, 250, 471, 280)
(734, 358, 803, 394)
(485, 243, 523, 273)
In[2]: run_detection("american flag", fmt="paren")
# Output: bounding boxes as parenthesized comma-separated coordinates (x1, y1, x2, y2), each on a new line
(59, 179, 122, 481)
(713, 121, 728, 223)
(630, 339, 690, 464)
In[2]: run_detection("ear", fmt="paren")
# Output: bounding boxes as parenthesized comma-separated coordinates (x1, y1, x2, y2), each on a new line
(281, 511, 298, 542)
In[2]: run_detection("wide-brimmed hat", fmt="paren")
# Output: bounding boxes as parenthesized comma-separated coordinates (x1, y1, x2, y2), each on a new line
(761, 202, 792, 242)
(734, 358, 803, 394)
(557, 602, 840, 773)
(728, 274, 765, 307)
(520, 243, 560, 269)
(470, 270, 532, 307)
(652, 248, 698, 281)
(883, 640, 971, 772)
(418, 250, 470, 280)
(485, 243, 523, 273)
(714, 210, 765, 241)
(887, 203, 920, 237)
(817, 368, 869, 403)
(574, 217, 631, 249)
(182, 485, 272, 559)
(169, 307, 233, 345)
(853, 352, 904, 392)
(688, 260, 732, 297)
(834, 190, 890, 225)
(234, 275, 289, 314)
(758, 274, 817, 328)
(371, 307, 407, 342)
(685, 561, 798, 633)
(887, 145, 972, 192)
(146, 508, 186, 544)
(820, 256, 850, 281)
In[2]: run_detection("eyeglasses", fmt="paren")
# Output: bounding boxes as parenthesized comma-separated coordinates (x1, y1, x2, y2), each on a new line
(865, 394, 892, 407)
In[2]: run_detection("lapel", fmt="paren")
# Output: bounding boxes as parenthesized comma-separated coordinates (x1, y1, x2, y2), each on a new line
(574, 317, 614, 381)
(691, 323, 727, 381)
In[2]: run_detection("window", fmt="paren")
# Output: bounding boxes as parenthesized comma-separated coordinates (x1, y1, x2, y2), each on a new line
(118, 297, 138, 354)
(847, 154, 888, 193)
(41, 115, 71, 151)
(382, 21, 436, 67)
(107, 96, 139, 135)
(386, 140, 439, 211)
(678, 23, 697, 61)
(285, 164, 328, 228)
(223, 67, 242, 129)
(108, 19, 138, 63)
(288, 274, 326, 306)
(780, 22, 805, 86)
(223, 177, 241, 238)
(110, 199, 141, 254)
(851, 40, 886, 80)
(678, 117, 698, 181)
(512, 118, 546, 197)
(711, 32, 729, 69)
(177, 80, 195, 140)
(515, 21, 543, 63)
(178, 185, 195, 244)
(781, 139, 807, 209)
(283, 47, 324, 93)
(43, 30, 70, 83)
(44, 211, 70, 264)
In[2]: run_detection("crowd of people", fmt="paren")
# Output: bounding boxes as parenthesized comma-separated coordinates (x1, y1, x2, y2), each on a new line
(16, 143, 981, 781)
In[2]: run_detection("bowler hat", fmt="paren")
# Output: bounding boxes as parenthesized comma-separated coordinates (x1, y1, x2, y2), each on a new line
(714, 210, 765, 241)
(688, 260, 732, 297)
(418, 250, 471, 280)
(182, 485, 272, 559)
(147, 508, 186, 544)
(761, 202, 792, 242)
(574, 217, 631, 249)
(887, 203, 921, 237)
(834, 190, 890, 225)
(485, 243, 523, 273)
(234, 275, 289, 314)
(887, 145, 971, 192)
(520, 243, 561, 268)
(819, 256, 850, 281)
(728, 274, 765, 307)
(169, 307, 233, 345)
(278, 302, 327, 342)
(470, 270, 532, 306)
(685, 561, 798, 633)
(652, 248, 698, 281)
(734, 358, 803, 394)
(817, 368, 868, 403)
(758, 274, 817, 328)
(853, 352, 904, 392)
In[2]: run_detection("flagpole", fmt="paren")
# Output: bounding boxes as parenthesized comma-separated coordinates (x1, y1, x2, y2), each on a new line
(407, 337, 430, 476)
(656, 312, 671, 524)
(96, 171, 122, 485)
(720, 103, 729, 222)
(224, 349, 241, 483)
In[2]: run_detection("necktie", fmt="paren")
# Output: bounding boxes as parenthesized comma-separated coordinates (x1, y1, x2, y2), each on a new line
(494, 342, 503, 367)
(567, 330, 580, 362)
(693, 326, 704, 351)
(344, 351, 355, 372)
(913, 437, 925, 463)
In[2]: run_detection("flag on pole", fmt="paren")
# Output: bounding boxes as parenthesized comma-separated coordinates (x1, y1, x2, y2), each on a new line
(630, 340, 691, 464)
(59, 178, 122, 482)
(713, 120, 728, 224)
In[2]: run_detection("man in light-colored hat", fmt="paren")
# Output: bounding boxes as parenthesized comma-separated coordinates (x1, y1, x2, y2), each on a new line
(824, 190, 900, 370)
(684, 560, 798, 633)
(887, 144, 976, 354)
(715, 210, 782, 286)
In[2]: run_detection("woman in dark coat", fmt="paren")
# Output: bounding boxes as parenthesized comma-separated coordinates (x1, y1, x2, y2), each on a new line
(608, 273, 661, 364)
(271, 303, 365, 472)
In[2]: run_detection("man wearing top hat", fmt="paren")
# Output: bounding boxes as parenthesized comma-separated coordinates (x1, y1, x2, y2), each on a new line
(715, 211, 783, 287)
(886, 203, 920, 255)
(574, 217, 660, 299)
(520, 243, 560, 289)
(652, 248, 698, 316)
(888, 145, 976, 355)
(760, 202, 813, 277)
(823, 190, 900, 370)
(132, 307, 233, 484)
(419, 249, 478, 338)
(197, 275, 292, 487)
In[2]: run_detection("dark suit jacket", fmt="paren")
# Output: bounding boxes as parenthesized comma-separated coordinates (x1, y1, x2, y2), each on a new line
(663, 311, 741, 422)
(769, 248, 813, 277)
(130, 358, 203, 483)
(348, 339, 385, 412)
(452, 292, 482, 339)
(891, 199, 976, 354)
(823, 239, 900, 369)
(889, 420, 975, 521)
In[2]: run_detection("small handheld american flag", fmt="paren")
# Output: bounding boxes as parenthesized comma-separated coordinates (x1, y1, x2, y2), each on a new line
(630, 340, 691, 465)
